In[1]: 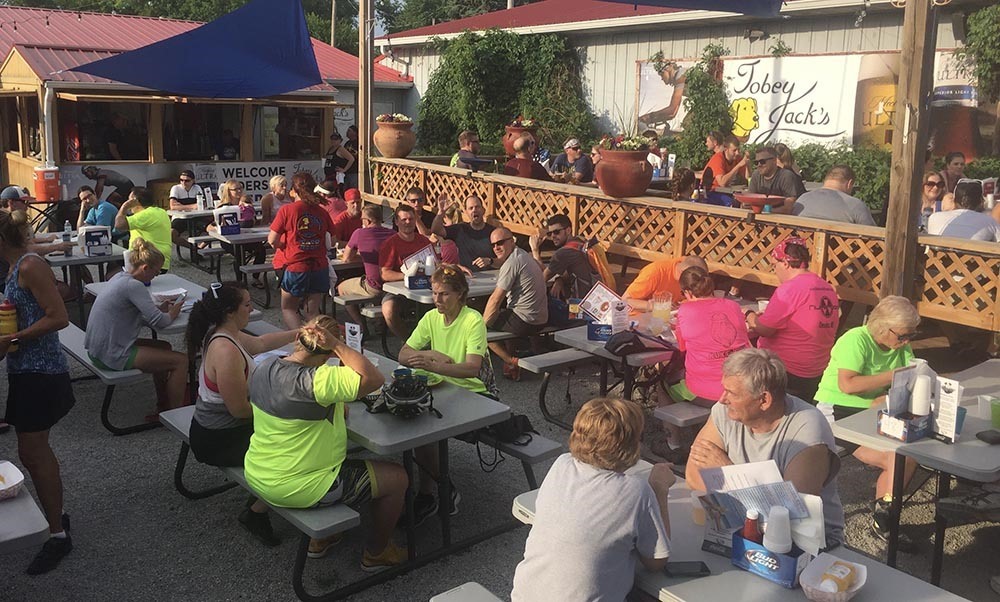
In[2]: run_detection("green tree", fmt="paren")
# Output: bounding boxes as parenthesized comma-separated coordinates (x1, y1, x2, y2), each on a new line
(672, 44, 732, 169)
(955, 5, 1000, 154)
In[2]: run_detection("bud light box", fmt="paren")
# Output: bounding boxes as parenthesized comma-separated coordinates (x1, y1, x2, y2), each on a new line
(731, 528, 812, 589)
(80, 226, 112, 257)
(213, 207, 241, 236)
(404, 274, 430, 290)
(586, 322, 612, 341)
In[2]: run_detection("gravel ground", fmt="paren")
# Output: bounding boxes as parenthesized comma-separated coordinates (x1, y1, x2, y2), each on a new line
(2, 253, 998, 601)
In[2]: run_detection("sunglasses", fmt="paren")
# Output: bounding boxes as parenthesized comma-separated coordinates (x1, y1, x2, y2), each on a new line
(924, 181, 944, 189)
(754, 157, 774, 166)
(889, 328, 920, 342)
(180, 178, 193, 182)
(546, 227, 566, 237)
(568, 147, 581, 151)
(491, 237, 514, 247)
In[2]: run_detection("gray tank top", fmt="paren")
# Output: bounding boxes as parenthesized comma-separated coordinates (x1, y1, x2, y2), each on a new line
(193, 332, 255, 430)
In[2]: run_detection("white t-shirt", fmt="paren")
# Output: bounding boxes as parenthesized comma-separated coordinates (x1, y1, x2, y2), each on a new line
(927, 209, 1000, 242)
(169, 183, 204, 206)
(511, 454, 670, 602)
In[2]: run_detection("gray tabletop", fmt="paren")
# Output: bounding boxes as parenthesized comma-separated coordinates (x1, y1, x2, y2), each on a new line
(210, 226, 270, 245)
(946, 359, 1000, 400)
(0, 487, 50, 555)
(554, 325, 674, 368)
(45, 243, 126, 267)
(166, 209, 216, 220)
(513, 478, 969, 602)
(833, 405, 1000, 482)
(346, 353, 510, 455)
(382, 271, 499, 305)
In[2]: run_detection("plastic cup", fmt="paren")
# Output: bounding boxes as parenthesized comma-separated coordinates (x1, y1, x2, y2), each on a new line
(992, 398, 1000, 428)
(978, 395, 993, 419)
(713, 290, 725, 298)
(757, 300, 769, 313)
(691, 491, 707, 526)
(762, 505, 792, 554)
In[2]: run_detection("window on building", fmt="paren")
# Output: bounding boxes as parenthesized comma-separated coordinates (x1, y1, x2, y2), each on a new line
(163, 104, 242, 161)
(253, 105, 322, 160)
(24, 98, 41, 158)
(3, 98, 19, 156)
(57, 101, 148, 162)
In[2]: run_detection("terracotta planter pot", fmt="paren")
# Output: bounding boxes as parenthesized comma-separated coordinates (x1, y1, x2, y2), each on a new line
(503, 126, 539, 157)
(373, 121, 416, 158)
(595, 149, 653, 198)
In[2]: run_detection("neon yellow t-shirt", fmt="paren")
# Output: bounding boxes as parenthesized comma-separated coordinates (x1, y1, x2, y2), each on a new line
(814, 326, 913, 409)
(244, 360, 361, 508)
(405, 305, 487, 393)
(126, 206, 173, 269)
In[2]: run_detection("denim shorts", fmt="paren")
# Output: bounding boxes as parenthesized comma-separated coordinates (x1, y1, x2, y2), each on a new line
(281, 268, 330, 297)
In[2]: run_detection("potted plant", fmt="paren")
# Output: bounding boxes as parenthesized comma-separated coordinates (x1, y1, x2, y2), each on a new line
(503, 116, 539, 157)
(595, 134, 654, 198)
(373, 113, 416, 158)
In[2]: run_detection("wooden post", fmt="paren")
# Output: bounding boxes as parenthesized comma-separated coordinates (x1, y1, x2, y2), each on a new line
(330, 0, 336, 48)
(672, 207, 688, 258)
(357, 0, 375, 196)
(148, 104, 164, 163)
(882, 0, 937, 299)
(811, 231, 829, 278)
(240, 106, 254, 161)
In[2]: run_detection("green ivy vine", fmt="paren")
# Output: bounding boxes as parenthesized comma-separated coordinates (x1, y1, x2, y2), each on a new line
(671, 44, 733, 169)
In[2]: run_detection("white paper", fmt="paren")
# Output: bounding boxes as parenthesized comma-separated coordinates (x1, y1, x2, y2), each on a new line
(401, 245, 435, 273)
(150, 288, 187, 304)
(345, 322, 363, 353)
(699, 459, 784, 492)
(579, 281, 624, 324)
(934, 377, 963, 442)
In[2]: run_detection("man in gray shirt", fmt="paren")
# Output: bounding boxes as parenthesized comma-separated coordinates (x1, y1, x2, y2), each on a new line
(748, 146, 806, 212)
(792, 165, 876, 226)
(484, 227, 548, 380)
(685, 348, 845, 545)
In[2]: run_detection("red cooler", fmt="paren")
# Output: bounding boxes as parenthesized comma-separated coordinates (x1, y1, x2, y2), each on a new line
(33, 166, 61, 202)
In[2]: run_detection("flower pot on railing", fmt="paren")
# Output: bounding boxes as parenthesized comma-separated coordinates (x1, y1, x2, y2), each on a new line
(595, 150, 653, 198)
(373, 122, 416, 158)
(503, 126, 538, 157)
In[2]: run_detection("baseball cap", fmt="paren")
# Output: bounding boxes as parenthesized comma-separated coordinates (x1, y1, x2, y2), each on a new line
(0, 185, 29, 201)
(563, 138, 581, 150)
(344, 188, 362, 201)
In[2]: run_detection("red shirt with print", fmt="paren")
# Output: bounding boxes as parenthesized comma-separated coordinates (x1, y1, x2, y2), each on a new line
(270, 201, 335, 272)
(378, 233, 433, 274)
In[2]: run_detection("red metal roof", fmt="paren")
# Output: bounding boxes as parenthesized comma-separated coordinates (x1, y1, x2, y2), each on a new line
(0, 6, 409, 87)
(381, 0, 682, 40)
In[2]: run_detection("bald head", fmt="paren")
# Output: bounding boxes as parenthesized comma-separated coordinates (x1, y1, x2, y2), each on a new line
(513, 134, 534, 156)
(674, 255, 708, 278)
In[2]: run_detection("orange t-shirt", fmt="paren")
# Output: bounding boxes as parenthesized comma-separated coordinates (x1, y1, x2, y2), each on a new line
(703, 151, 735, 191)
(624, 258, 683, 304)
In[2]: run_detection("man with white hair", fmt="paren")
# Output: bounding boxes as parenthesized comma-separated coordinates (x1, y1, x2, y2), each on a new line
(686, 348, 845, 545)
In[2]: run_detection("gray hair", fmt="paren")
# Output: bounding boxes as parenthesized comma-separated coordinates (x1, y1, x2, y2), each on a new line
(866, 295, 920, 340)
(722, 349, 787, 399)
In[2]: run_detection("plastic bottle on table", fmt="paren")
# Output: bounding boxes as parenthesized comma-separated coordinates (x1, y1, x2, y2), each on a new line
(62, 220, 72, 256)
(0, 298, 19, 353)
(743, 509, 764, 544)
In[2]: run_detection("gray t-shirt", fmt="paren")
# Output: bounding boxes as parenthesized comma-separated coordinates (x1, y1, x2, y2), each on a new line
(792, 187, 876, 225)
(711, 395, 845, 544)
(927, 209, 1000, 242)
(84, 271, 175, 369)
(497, 246, 548, 325)
(749, 167, 806, 200)
(444, 222, 495, 271)
(511, 453, 670, 602)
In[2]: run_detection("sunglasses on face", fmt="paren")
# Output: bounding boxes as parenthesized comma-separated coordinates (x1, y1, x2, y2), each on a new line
(546, 227, 565, 237)
(180, 178, 193, 182)
(754, 157, 774, 166)
(491, 237, 513, 247)
(569, 147, 581, 151)
(924, 181, 944, 189)
(889, 328, 920, 342)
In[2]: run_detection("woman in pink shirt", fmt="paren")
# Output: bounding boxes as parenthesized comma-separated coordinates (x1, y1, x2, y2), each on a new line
(671, 266, 750, 406)
(745, 237, 839, 402)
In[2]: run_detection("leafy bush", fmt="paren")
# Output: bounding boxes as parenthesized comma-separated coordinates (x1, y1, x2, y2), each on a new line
(967, 156, 1000, 180)
(671, 44, 733, 170)
(417, 29, 594, 155)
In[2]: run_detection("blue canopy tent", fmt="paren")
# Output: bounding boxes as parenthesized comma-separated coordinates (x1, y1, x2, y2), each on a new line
(70, 0, 322, 98)
(596, 0, 783, 18)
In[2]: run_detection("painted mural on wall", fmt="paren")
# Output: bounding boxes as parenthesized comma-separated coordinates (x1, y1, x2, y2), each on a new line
(637, 50, 991, 158)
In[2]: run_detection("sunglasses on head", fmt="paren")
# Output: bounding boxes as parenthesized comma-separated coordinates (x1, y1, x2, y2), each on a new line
(210, 282, 223, 299)
(754, 157, 774, 166)
(491, 237, 513, 247)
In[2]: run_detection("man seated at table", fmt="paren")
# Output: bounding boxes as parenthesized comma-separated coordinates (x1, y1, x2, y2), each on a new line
(485, 227, 548, 381)
(927, 181, 1000, 242)
(747, 146, 806, 213)
(77, 185, 122, 242)
(550, 138, 594, 184)
(703, 135, 748, 191)
(338, 204, 396, 327)
(452, 130, 490, 172)
(330, 188, 362, 245)
(114, 186, 172, 271)
(622, 255, 707, 312)
(431, 194, 495, 272)
(503, 134, 552, 182)
(791, 165, 876, 225)
(511, 397, 673, 602)
(402, 186, 435, 236)
(528, 213, 597, 299)
(379, 204, 433, 340)
(686, 348, 845, 545)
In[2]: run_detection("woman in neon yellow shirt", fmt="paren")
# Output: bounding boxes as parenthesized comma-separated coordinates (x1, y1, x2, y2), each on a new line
(398, 264, 497, 526)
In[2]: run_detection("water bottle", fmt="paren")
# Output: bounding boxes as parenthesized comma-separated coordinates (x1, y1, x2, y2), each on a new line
(62, 220, 72, 256)
(0, 298, 18, 353)
(196, 192, 206, 211)
(425, 253, 436, 275)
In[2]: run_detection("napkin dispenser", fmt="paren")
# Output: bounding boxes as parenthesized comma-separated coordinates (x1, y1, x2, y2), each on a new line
(213, 206, 241, 236)
(79, 225, 112, 257)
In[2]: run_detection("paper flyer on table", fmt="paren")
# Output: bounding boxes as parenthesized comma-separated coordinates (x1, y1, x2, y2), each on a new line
(698, 481, 809, 529)
(699, 459, 784, 492)
(401, 245, 435, 273)
(933, 377, 963, 442)
(345, 322, 363, 353)
(579, 281, 624, 323)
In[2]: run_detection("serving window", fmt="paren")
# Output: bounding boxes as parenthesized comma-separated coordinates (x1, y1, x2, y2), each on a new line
(57, 100, 148, 162)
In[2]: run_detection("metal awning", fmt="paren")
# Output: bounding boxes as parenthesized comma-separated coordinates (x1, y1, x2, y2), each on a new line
(55, 92, 347, 108)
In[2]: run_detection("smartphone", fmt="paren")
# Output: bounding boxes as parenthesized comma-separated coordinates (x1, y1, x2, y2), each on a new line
(976, 430, 1000, 445)
(664, 561, 711, 578)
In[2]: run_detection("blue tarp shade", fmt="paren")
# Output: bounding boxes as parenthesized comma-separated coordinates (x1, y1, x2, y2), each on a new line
(70, 0, 321, 98)
(597, 0, 783, 18)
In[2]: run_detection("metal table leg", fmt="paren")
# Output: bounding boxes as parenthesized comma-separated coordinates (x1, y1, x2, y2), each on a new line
(931, 470, 951, 585)
(437, 438, 452, 547)
(886, 452, 906, 567)
(402, 450, 416, 561)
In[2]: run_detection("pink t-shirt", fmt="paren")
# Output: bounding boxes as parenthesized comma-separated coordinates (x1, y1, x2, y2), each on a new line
(674, 298, 750, 401)
(756, 272, 839, 378)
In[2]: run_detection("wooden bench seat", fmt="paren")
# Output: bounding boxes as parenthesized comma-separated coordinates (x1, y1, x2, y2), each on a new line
(59, 323, 155, 436)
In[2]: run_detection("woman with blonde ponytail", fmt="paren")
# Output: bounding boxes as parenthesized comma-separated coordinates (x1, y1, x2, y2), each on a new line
(84, 237, 188, 416)
(0, 210, 77, 574)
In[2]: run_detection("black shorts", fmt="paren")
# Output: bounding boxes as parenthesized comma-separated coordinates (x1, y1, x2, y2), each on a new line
(189, 417, 253, 467)
(316, 460, 377, 509)
(489, 309, 538, 338)
(5, 372, 76, 433)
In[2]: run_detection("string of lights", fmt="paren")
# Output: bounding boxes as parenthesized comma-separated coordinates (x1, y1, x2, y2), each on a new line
(0, 3, 141, 32)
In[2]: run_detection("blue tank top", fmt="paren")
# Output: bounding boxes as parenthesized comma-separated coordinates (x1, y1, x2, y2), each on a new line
(5, 253, 68, 374)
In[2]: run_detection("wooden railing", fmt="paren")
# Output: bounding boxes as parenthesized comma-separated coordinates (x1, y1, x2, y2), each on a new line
(370, 157, 1000, 335)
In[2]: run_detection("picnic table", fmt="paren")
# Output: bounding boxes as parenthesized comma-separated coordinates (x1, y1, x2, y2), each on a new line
(831, 369, 1000, 584)
(512, 466, 971, 602)
(208, 226, 270, 282)
(382, 270, 499, 305)
(166, 208, 215, 242)
(45, 238, 127, 325)
(0, 487, 50, 555)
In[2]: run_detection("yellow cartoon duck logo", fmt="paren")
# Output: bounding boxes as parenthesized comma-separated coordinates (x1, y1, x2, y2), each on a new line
(729, 97, 759, 141)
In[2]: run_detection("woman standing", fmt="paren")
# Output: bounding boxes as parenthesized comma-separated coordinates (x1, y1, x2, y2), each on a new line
(0, 210, 76, 574)
(939, 151, 966, 194)
(323, 132, 355, 185)
(209, 180, 267, 288)
(260, 175, 292, 225)
(85, 238, 188, 416)
(343, 125, 360, 190)
(244, 316, 407, 568)
(268, 172, 335, 329)
(185, 282, 296, 545)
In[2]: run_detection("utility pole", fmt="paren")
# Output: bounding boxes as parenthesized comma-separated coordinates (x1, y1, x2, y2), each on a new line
(330, 0, 336, 47)
(358, 0, 374, 194)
